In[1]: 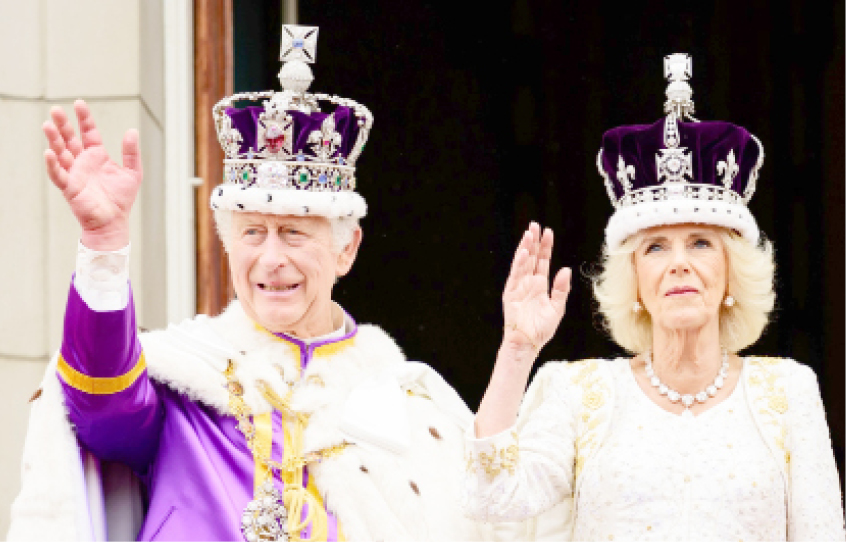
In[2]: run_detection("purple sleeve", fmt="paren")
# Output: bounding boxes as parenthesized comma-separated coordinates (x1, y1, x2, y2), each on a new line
(58, 278, 163, 474)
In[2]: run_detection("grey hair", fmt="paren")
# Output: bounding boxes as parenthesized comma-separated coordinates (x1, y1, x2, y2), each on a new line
(213, 209, 359, 253)
(591, 228, 776, 354)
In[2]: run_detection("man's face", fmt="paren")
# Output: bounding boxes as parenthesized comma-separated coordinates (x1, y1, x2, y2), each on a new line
(228, 212, 360, 337)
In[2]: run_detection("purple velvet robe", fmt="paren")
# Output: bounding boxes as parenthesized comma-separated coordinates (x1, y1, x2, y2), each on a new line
(59, 282, 344, 541)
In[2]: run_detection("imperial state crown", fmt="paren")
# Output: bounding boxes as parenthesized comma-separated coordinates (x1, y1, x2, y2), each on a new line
(210, 24, 373, 220)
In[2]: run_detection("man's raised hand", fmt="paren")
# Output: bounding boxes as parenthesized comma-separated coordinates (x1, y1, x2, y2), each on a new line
(43, 100, 142, 251)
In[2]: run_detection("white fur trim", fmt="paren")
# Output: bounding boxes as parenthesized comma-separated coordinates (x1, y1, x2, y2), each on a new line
(7, 356, 95, 541)
(210, 184, 367, 219)
(605, 197, 759, 249)
(9, 300, 485, 541)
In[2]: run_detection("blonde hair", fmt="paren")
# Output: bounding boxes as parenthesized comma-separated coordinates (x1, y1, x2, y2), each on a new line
(591, 228, 775, 354)
(213, 209, 359, 253)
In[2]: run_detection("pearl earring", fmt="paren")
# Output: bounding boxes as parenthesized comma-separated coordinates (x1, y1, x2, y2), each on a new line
(632, 301, 643, 313)
(724, 295, 735, 307)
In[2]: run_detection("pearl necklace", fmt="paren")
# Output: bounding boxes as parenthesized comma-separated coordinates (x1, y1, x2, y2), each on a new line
(644, 348, 729, 418)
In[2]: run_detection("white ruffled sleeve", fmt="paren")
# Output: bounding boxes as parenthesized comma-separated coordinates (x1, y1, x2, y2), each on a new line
(786, 363, 846, 541)
(73, 240, 131, 311)
(461, 365, 577, 522)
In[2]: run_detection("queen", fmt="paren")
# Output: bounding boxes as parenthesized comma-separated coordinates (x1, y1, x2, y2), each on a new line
(462, 54, 845, 541)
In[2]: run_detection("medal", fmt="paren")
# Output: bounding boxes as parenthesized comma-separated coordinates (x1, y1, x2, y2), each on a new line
(241, 480, 290, 542)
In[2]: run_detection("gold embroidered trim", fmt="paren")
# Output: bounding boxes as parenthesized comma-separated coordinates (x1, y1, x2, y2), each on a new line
(57, 353, 146, 395)
(314, 337, 355, 357)
(224, 360, 256, 448)
(571, 360, 610, 480)
(466, 431, 520, 482)
(253, 322, 355, 358)
(747, 357, 790, 467)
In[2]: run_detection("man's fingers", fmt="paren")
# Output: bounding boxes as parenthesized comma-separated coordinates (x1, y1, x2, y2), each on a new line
(74, 100, 103, 148)
(122, 129, 142, 174)
(42, 121, 75, 170)
(44, 149, 70, 191)
(51, 106, 82, 156)
(549, 267, 572, 316)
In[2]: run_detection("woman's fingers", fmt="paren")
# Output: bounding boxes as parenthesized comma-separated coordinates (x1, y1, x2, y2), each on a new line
(536, 227, 553, 278)
(549, 267, 572, 316)
(527, 222, 540, 262)
(506, 223, 556, 296)
(504, 245, 529, 294)
(504, 230, 532, 293)
(44, 149, 70, 191)
(74, 100, 103, 149)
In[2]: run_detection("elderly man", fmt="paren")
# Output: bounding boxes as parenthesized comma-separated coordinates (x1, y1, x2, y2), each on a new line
(9, 26, 478, 542)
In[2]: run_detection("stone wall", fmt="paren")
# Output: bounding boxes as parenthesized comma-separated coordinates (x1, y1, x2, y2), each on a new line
(0, 1, 184, 535)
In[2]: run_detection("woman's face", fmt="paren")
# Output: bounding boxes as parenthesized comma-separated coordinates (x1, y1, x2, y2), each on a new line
(633, 224, 727, 332)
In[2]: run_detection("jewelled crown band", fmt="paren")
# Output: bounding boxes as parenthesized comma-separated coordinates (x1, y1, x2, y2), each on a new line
(597, 54, 765, 249)
(210, 25, 373, 220)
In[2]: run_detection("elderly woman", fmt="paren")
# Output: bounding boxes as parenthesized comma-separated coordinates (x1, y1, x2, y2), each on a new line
(9, 27, 480, 542)
(462, 55, 845, 541)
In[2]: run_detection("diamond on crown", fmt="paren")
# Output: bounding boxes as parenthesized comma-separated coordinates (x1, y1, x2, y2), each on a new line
(716, 149, 739, 189)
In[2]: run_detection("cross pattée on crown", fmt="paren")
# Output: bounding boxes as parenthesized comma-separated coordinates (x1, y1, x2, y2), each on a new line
(664, 53, 692, 83)
(280, 25, 319, 64)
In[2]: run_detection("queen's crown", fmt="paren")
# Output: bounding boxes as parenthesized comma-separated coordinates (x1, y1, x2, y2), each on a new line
(597, 54, 764, 211)
(212, 25, 373, 195)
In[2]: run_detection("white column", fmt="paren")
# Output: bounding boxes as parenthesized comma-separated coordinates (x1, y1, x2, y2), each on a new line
(0, 0, 190, 534)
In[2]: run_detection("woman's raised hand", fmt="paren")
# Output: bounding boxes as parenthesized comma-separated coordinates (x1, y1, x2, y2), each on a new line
(501, 222, 572, 354)
(475, 223, 572, 438)
(43, 100, 142, 251)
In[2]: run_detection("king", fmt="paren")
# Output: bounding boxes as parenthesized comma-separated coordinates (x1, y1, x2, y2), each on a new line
(9, 25, 482, 541)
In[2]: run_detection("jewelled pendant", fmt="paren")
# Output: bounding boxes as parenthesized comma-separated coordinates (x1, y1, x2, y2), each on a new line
(241, 480, 289, 542)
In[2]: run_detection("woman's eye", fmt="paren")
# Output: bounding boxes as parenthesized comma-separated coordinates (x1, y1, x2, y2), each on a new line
(692, 238, 712, 248)
(645, 243, 663, 253)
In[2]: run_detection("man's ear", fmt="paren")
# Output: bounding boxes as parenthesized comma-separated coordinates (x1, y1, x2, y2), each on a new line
(336, 227, 363, 278)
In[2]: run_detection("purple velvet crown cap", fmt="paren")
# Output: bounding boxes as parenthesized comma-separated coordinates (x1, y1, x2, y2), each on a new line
(225, 104, 361, 160)
(599, 119, 762, 201)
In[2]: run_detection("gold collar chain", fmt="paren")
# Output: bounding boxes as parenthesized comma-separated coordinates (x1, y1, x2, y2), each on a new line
(224, 360, 351, 541)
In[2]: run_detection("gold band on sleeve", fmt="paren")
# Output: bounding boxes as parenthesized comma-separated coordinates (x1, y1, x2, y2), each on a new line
(57, 352, 146, 395)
